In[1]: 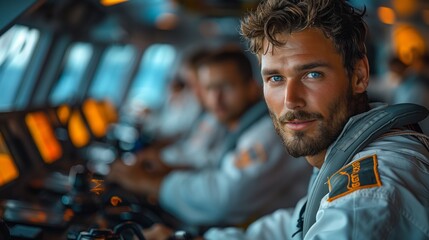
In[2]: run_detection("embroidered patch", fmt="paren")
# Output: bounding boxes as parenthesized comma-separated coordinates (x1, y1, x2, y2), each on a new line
(235, 143, 267, 169)
(327, 155, 382, 202)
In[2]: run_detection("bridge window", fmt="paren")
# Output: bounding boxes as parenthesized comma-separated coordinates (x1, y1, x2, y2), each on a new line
(0, 25, 40, 110)
(127, 44, 176, 109)
(88, 45, 137, 106)
(49, 42, 93, 105)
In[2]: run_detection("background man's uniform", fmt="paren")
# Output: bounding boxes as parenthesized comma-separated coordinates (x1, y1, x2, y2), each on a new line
(161, 112, 227, 169)
(160, 101, 312, 226)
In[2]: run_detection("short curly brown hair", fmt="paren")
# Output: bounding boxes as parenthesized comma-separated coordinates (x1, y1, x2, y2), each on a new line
(240, 0, 367, 76)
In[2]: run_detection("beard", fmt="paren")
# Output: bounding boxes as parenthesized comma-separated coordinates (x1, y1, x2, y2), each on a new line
(270, 86, 361, 158)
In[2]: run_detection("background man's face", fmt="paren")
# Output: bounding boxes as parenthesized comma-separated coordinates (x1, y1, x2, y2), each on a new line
(198, 60, 252, 125)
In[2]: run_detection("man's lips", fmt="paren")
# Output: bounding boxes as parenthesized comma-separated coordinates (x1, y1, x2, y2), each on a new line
(284, 119, 317, 131)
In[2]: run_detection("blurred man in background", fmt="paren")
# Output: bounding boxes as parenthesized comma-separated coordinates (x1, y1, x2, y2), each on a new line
(107, 47, 312, 230)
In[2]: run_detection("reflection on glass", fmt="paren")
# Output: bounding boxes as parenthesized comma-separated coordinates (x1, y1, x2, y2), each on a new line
(50, 42, 94, 105)
(88, 45, 136, 106)
(127, 44, 176, 109)
(0, 25, 40, 110)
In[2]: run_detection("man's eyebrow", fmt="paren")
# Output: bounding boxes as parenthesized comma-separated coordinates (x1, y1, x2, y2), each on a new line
(295, 61, 331, 72)
(261, 61, 331, 76)
(261, 68, 280, 76)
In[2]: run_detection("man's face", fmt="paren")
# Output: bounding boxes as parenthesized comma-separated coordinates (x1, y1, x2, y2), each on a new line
(198, 60, 252, 125)
(181, 66, 204, 106)
(261, 28, 355, 158)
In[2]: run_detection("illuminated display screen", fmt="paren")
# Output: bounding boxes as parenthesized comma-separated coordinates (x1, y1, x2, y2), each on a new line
(25, 112, 63, 164)
(99, 100, 118, 124)
(0, 133, 19, 186)
(68, 110, 90, 148)
(83, 99, 109, 138)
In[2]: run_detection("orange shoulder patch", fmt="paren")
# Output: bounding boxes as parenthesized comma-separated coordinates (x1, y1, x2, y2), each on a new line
(327, 154, 382, 202)
(235, 143, 267, 169)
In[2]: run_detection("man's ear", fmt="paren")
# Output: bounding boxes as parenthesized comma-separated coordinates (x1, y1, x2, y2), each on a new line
(352, 57, 369, 94)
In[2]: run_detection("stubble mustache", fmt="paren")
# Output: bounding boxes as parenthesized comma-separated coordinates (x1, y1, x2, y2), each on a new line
(278, 110, 324, 123)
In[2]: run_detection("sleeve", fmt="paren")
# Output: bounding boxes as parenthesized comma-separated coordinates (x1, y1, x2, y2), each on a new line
(305, 139, 429, 240)
(159, 117, 310, 225)
(160, 141, 186, 165)
(160, 126, 206, 167)
(204, 198, 306, 240)
(159, 169, 240, 225)
(304, 190, 395, 239)
(161, 113, 222, 168)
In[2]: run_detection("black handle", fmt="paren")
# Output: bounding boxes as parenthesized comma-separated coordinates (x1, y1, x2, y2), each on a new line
(114, 221, 146, 240)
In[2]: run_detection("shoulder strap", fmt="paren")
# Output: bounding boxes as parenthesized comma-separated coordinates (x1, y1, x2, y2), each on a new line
(302, 103, 429, 235)
(218, 101, 269, 161)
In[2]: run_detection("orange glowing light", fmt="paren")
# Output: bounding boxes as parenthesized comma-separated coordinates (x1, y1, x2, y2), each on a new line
(99, 100, 118, 124)
(0, 133, 19, 187)
(377, 6, 396, 25)
(63, 209, 74, 221)
(0, 154, 19, 187)
(57, 104, 71, 125)
(25, 112, 63, 164)
(26, 211, 48, 223)
(90, 178, 105, 195)
(110, 196, 122, 206)
(392, 0, 417, 17)
(100, 0, 128, 7)
(83, 99, 108, 138)
(68, 110, 90, 148)
(393, 24, 426, 65)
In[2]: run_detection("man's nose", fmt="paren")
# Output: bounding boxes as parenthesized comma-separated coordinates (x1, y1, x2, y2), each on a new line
(208, 88, 223, 103)
(284, 80, 305, 110)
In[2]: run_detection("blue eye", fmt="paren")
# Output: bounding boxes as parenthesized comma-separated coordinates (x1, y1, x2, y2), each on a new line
(270, 75, 283, 82)
(307, 72, 322, 79)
